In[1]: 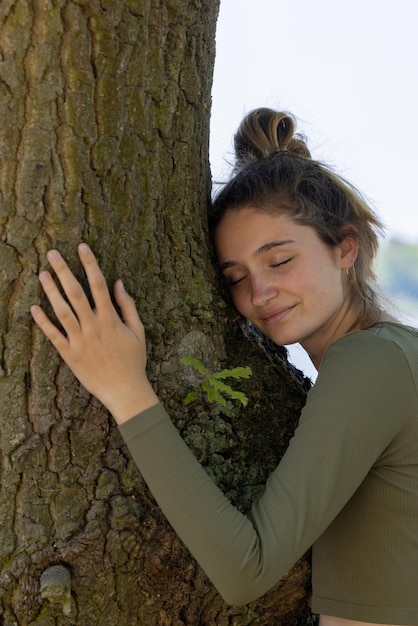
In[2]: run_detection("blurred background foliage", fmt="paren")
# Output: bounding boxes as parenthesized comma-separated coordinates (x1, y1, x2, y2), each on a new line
(378, 239, 418, 322)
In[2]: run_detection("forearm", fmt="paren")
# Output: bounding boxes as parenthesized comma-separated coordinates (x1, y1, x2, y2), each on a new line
(118, 404, 292, 605)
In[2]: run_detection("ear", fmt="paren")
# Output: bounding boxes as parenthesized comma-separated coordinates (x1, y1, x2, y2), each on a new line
(337, 226, 359, 270)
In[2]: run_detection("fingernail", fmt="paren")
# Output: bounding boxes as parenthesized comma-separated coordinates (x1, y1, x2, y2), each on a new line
(79, 243, 90, 254)
(47, 249, 60, 262)
(39, 271, 51, 284)
(118, 279, 125, 292)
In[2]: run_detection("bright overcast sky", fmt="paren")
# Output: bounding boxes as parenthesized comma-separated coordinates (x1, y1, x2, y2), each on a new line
(210, 0, 418, 244)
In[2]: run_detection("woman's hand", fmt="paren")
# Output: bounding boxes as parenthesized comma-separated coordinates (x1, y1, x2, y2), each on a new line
(30, 243, 159, 424)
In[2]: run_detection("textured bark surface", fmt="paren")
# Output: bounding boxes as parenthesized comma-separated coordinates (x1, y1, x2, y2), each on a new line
(0, 1, 316, 624)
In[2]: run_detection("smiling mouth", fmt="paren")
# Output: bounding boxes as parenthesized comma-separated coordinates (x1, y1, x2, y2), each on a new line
(261, 306, 295, 326)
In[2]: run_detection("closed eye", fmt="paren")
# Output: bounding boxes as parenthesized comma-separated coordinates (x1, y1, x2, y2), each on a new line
(226, 275, 247, 287)
(271, 257, 292, 268)
(226, 258, 293, 287)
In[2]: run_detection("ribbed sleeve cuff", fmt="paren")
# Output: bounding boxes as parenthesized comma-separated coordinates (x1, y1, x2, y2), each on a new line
(118, 402, 169, 442)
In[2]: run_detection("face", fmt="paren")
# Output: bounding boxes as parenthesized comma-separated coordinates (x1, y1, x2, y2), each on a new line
(215, 208, 357, 367)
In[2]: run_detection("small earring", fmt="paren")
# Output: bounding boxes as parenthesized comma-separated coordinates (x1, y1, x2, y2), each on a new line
(347, 267, 356, 285)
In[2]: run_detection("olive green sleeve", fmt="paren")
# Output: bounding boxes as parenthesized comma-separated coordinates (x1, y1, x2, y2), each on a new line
(119, 331, 415, 605)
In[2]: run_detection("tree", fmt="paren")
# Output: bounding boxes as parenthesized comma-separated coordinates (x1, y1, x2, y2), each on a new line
(0, 1, 314, 623)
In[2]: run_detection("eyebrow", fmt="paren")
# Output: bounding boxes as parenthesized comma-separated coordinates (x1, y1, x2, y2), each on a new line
(219, 239, 296, 271)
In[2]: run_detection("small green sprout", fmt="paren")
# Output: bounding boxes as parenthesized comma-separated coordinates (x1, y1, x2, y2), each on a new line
(180, 356, 252, 407)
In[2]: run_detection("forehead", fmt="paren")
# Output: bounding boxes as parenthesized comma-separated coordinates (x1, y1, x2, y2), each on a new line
(215, 209, 308, 256)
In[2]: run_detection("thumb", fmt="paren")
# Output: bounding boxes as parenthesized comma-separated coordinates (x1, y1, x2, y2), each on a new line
(114, 280, 144, 333)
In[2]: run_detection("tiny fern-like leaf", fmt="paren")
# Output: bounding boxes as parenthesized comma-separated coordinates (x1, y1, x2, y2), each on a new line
(180, 356, 209, 376)
(184, 391, 197, 405)
(227, 390, 249, 407)
(181, 356, 252, 407)
(212, 366, 252, 380)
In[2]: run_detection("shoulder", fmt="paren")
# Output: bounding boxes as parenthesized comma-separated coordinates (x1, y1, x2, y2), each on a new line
(298, 324, 418, 450)
(312, 322, 418, 427)
(321, 322, 418, 377)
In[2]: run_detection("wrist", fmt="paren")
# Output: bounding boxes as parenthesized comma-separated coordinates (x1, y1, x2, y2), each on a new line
(107, 381, 160, 425)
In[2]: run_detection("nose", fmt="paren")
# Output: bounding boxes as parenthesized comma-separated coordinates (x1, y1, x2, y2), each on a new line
(250, 275, 277, 307)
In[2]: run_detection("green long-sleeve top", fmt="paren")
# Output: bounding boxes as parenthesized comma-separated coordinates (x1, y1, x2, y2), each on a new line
(119, 322, 418, 624)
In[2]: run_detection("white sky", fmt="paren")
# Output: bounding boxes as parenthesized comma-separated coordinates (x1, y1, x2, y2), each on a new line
(210, 0, 418, 244)
(210, 0, 418, 379)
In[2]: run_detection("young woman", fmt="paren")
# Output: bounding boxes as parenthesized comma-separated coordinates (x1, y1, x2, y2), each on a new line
(31, 108, 418, 625)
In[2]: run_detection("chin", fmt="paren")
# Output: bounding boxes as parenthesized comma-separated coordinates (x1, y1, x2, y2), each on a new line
(263, 329, 301, 347)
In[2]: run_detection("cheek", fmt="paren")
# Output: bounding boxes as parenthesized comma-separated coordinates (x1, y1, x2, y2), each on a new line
(298, 266, 343, 306)
(315, 273, 345, 309)
(230, 290, 248, 315)
(291, 268, 316, 296)
(229, 282, 259, 318)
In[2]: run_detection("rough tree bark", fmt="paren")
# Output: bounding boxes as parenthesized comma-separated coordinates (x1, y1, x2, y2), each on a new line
(0, 1, 316, 624)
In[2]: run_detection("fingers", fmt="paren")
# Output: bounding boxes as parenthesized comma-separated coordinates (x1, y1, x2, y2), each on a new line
(30, 304, 69, 355)
(45, 248, 94, 323)
(77, 244, 114, 314)
(113, 280, 144, 334)
(38, 265, 83, 337)
(44, 245, 114, 324)
(33, 244, 136, 340)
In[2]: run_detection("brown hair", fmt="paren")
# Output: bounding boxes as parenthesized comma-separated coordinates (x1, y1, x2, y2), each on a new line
(209, 108, 386, 328)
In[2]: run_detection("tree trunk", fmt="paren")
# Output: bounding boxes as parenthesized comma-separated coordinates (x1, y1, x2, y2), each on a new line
(0, 1, 315, 624)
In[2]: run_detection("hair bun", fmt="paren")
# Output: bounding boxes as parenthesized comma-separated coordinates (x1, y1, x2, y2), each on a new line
(233, 107, 311, 169)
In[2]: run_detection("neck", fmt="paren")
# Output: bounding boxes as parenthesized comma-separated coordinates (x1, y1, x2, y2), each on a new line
(302, 300, 362, 370)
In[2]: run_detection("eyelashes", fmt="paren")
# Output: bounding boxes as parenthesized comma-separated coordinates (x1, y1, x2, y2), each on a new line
(271, 257, 292, 268)
(227, 276, 244, 287)
(225, 257, 293, 288)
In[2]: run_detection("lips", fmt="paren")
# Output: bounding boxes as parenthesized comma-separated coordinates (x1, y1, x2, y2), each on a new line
(261, 305, 296, 326)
